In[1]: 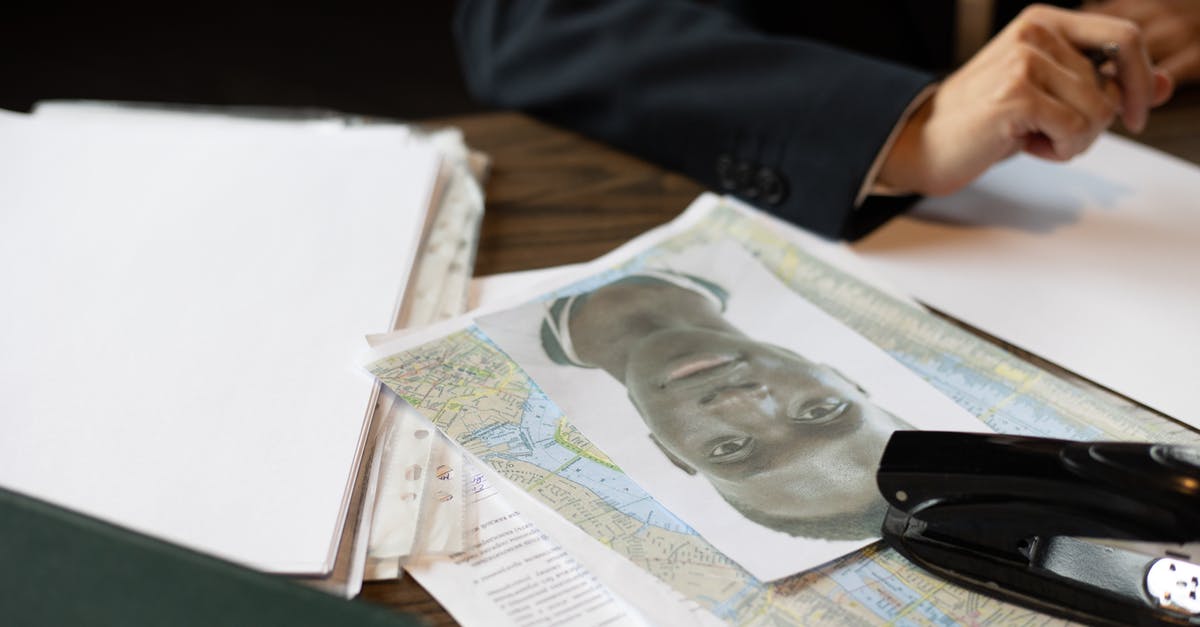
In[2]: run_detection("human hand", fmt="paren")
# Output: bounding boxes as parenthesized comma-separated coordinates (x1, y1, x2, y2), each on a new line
(879, 4, 1173, 197)
(1088, 0, 1200, 85)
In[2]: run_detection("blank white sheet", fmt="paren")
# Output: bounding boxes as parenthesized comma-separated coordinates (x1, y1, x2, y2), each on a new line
(0, 111, 438, 573)
(855, 134, 1200, 428)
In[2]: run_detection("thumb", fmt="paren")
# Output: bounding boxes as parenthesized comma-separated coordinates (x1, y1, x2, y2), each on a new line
(1151, 69, 1174, 107)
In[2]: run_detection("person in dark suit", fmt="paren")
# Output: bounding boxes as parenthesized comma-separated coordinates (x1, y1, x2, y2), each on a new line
(454, 1, 1193, 238)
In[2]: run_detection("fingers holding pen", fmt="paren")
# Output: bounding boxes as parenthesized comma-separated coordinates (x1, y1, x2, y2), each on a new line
(1088, 0, 1200, 86)
(878, 4, 1172, 198)
(1018, 4, 1166, 131)
(1005, 23, 1120, 157)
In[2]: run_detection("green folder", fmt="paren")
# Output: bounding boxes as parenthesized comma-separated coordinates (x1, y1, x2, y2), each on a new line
(0, 486, 422, 626)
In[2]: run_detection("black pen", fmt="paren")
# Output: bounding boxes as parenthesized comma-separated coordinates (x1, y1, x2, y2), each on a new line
(1087, 41, 1121, 81)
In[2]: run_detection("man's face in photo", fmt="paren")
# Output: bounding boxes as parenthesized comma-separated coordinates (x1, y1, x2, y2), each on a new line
(623, 327, 904, 523)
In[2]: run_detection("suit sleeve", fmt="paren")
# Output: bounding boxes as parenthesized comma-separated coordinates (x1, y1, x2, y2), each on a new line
(453, 0, 935, 239)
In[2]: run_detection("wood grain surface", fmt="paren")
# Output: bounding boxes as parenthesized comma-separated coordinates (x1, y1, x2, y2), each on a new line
(450, 112, 706, 276)
(358, 88, 1200, 623)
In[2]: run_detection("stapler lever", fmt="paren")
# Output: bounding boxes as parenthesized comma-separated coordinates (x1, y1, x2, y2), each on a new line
(877, 431, 1200, 626)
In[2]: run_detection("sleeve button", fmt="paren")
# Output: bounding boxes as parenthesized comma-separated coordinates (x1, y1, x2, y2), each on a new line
(715, 154, 737, 191)
(756, 167, 787, 206)
(734, 161, 758, 199)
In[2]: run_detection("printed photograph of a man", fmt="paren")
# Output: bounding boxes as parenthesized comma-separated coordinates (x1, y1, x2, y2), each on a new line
(476, 239, 983, 580)
(540, 269, 911, 541)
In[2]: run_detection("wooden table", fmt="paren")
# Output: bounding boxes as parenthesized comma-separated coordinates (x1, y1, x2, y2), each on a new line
(359, 90, 1200, 623)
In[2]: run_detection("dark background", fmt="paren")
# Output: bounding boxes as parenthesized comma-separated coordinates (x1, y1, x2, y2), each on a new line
(0, 6, 482, 119)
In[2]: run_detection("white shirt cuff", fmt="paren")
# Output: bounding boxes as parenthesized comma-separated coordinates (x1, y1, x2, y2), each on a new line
(854, 84, 939, 207)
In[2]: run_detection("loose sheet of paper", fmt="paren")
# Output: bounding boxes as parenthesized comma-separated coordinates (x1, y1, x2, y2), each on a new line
(406, 458, 721, 627)
(407, 463, 644, 627)
(0, 110, 438, 573)
(468, 266, 583, 310)
(855, 134, 1200, 428)
(410, 430, 468, 556)
(365, 393, 436, 580)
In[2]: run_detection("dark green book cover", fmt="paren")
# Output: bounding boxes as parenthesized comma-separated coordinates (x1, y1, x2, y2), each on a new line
(0, 486, 423, 626)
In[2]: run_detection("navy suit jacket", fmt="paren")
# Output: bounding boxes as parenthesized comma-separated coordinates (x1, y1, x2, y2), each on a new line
(453, 0, 1059, 238)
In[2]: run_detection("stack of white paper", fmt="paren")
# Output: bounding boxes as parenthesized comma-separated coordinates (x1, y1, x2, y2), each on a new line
(0, 105, 440, 574)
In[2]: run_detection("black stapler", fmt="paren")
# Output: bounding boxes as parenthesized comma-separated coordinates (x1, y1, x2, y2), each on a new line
(877, 431, 1200, 626)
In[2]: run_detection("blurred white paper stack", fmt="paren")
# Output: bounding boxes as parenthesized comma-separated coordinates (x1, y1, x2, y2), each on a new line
(0, 101, 483, 598)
